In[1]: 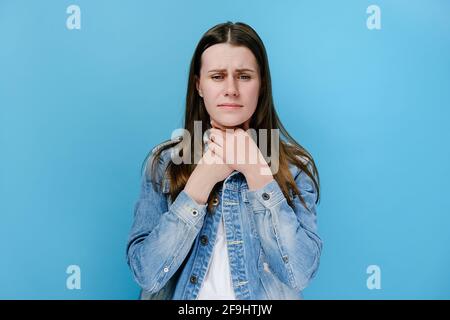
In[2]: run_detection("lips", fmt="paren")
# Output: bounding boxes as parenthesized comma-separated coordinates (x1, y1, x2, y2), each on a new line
(217, 103, 243, 108)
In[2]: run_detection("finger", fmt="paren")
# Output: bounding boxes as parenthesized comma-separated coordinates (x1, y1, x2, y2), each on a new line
(209, 130, 225, 147)
(211, 151, 225, 165)
(202, 147, 222, 165)
(207, 140, 224, 159)
(205, 143, 225, 165)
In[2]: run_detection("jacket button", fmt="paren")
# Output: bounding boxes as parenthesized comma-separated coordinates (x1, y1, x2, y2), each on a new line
(191, 209, 199, 216)
(212, 197, 219, 206)
(190, 275, 198, 284)
(262, 192, 270, 200)
(200, 235, 209, 246)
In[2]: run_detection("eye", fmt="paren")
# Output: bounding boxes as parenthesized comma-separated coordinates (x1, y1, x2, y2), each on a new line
(211, 74, 224, 80)
(239, 74, 251, 80)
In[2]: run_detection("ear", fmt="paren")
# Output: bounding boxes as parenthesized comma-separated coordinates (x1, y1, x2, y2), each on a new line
(195, 75, 202, 96)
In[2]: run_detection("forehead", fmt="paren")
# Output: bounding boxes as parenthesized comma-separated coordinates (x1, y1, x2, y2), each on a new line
(201, 43, 258, 71)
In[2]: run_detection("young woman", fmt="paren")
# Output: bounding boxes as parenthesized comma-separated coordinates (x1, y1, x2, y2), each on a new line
(126, 21, 322, 300)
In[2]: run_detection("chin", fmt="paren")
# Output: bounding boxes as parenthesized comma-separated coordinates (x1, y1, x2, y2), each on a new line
(214, 115, 245, 126)
(216, 120, 244, 128)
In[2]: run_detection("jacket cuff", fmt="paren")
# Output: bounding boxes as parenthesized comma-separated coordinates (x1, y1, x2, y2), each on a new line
(246, 179, 286, 210)
(170, 190, 207, 227)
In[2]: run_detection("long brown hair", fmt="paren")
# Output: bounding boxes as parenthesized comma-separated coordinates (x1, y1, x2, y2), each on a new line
(144, 21, 320, 212)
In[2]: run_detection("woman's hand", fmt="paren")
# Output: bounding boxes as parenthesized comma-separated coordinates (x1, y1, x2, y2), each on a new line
(209, 119, 274, 190)
(197, 138, 234, 184)
(184, 134, 233, 204)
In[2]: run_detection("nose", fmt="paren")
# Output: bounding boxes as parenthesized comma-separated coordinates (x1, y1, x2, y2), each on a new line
(224, 77, 239, 97)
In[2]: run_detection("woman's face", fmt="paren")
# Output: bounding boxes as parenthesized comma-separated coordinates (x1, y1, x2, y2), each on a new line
(196, 43, 261, 129)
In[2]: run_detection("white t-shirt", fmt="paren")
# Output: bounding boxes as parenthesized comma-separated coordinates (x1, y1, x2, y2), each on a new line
(197, 214, 236, 300)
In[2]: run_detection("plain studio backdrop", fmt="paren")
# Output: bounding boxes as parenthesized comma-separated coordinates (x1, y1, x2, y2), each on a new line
(0, 0, 449, 299)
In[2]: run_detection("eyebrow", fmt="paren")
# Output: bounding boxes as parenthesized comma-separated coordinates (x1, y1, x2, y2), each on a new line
(207, 68, 256, 73)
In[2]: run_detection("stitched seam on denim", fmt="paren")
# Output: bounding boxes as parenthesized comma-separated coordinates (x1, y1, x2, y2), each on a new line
(173, 206, 191, 226)
(269, 206, 298, 289)
(161, 222, 195, 296)
(264, 196, 284, 210)
(235, 281, 248, 287)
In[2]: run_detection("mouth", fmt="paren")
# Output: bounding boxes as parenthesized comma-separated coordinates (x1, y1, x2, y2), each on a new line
(217, 103, 243, 108)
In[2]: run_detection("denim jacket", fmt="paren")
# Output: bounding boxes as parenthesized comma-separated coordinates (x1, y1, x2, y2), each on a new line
(126, 142, 322, 300)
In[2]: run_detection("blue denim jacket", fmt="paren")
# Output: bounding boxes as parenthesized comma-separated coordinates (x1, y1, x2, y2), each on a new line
(126, 142, 322, 300)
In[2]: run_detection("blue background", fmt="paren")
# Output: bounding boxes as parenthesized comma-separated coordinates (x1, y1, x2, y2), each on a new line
(1, 0, 449, 299)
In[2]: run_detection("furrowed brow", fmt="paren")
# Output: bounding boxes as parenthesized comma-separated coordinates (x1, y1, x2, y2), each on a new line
(207, 68, 256, 73)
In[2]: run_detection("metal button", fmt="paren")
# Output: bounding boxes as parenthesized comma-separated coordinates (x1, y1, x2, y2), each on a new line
(212, 197, 219, 206)
(163, 267, 169, 273)
(192, 209, 198, 216)
(200, 235, 209, 246)
(283, 256, 289, 263)
(262, 192, 270, 200)
(190, 275, 198, 284)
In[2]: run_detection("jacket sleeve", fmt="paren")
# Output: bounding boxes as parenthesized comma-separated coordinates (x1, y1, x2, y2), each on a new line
(125, 155, 206, 293)
(246, 164, 322, 292)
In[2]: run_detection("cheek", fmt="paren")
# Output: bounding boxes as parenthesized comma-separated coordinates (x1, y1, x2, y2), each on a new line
(202, 84, 221, 106)
(201, 84, 219, 113)
(202, 80, 222, 95)
(243, 83, 260, 108)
